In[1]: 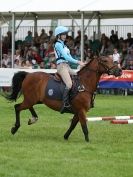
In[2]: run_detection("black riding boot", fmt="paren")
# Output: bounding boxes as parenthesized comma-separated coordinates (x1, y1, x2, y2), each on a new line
(60, 88, 71, 114)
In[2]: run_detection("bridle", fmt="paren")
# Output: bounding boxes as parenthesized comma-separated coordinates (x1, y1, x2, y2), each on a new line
(97, 57, 117, 75)
(84, 57, 117, 75)
(78, 57, 118, 96)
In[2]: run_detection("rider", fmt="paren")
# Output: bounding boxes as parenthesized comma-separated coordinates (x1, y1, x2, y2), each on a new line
(54, 26, 85, 113)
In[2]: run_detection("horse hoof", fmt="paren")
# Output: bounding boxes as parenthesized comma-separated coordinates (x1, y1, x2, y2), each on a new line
(64, 134, 69, 140)
(28, 117, 38, 125)
(11, 127, 17, 135)
(28, 119, 32, 125)
(85, 138, 89, 142)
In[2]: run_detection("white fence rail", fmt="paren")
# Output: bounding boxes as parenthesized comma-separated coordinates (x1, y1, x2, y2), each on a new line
(0, 68, 57, 87)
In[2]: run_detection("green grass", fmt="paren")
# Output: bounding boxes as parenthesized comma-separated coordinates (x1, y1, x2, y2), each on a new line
(0, 94, 133, 177)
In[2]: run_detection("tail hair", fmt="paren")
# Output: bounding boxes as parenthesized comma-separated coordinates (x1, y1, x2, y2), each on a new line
(6, 71, 28, 101)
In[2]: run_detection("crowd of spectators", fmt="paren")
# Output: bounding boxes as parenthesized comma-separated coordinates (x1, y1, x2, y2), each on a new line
(1, 28, 133, 70)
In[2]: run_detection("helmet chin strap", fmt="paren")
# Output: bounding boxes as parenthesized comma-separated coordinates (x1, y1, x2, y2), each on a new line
(58, 35, 64, 41)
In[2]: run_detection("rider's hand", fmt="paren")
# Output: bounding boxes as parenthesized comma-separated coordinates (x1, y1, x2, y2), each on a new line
(78, 61, 86, 67)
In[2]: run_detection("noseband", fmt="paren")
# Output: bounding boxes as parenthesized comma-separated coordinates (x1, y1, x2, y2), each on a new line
(97, 58, 116, 75)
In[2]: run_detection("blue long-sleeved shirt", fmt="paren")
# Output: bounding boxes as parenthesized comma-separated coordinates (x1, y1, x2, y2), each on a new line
(54, 40, 78, 65)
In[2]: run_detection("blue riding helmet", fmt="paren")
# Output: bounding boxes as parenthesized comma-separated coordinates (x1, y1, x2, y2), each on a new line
(55, 26, 69, 36)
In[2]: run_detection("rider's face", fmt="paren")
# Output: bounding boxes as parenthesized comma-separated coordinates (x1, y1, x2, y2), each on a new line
(60, 33, 67, 41)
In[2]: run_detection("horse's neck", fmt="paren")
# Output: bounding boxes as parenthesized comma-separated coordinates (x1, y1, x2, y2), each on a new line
(78, 62, 102, 93)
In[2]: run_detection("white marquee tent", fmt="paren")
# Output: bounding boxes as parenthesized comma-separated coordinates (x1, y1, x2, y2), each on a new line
(0, 0, 133, 18)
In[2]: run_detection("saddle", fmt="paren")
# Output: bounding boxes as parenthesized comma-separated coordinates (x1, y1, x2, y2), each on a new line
(54, 73, 85, 91)
(45, 73, 85, 100)
(45, 73, 95, 113)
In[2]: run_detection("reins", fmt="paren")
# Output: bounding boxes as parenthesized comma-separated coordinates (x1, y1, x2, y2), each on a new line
(78, 57, 116, 75)
(77, 57, 116, 96)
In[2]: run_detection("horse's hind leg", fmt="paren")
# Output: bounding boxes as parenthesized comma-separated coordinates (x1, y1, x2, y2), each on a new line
(64, 114, 79, 140)
(28, 107, 38, 125)
(11, 103, 21, 135)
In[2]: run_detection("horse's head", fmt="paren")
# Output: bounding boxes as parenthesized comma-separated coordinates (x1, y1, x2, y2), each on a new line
(97, 55, 122, 77)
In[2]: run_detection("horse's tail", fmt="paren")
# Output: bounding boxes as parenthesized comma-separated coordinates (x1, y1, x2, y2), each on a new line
(6, 71, 28, 102)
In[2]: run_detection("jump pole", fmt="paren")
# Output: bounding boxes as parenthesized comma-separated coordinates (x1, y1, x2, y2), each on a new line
(87, 115, 133, 122)
(111, 120, 133, 124)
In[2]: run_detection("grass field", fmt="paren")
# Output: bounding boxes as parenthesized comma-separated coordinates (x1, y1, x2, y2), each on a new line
(0, 94, 133, 177)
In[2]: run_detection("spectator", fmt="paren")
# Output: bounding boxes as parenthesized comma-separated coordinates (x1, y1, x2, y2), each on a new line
(50, 61, 56, 69)
(100, 38, 108, 55)
(48, 30, 54, 41)
(24, 31, 33, 46)
(2, 54, 11, 68)
(106, 40, 114, 54)
(45, 39, 54, 57)
(74, 41, 81, 59)
(85, 49, 93, 62)
(110, 30, 118, 46)
(33, 31, 40, 47)
(20, 60, 32, 69)
(39, 44, 45, 58)
(112, 48, 121, 67)
(74, 30, 81, 43)
(44, 51, 56, 69)
(101, 33, 109, 42)
(39, 29, 48, 43)
(14, 49, 22, 62)
(14, 59, 20, 68)
(123, 49, 133, 69)
(125, 33, 133, 47)
(30, 47, 43, 65)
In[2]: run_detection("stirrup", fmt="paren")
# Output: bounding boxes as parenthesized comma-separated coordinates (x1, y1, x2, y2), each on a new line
(64, 103, 71, 108)
(60, 103, 71, 114)
(78, 85, 85, 92)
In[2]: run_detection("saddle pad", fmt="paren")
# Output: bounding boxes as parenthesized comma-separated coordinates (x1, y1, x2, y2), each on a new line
(45, 78, 65, 100)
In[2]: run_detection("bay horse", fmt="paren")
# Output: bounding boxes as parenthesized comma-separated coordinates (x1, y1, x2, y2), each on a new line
(5, 56, 122, 142)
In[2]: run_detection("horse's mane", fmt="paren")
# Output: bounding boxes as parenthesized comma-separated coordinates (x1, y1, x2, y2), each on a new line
(77, 58, 94, 74)
(78, 55, 111, 74)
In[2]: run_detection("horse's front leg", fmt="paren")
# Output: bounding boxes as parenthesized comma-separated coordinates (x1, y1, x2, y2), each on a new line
(78, 110, 89, 142)
(11, 104, 21, 135)
(64, 114, 79, 140)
